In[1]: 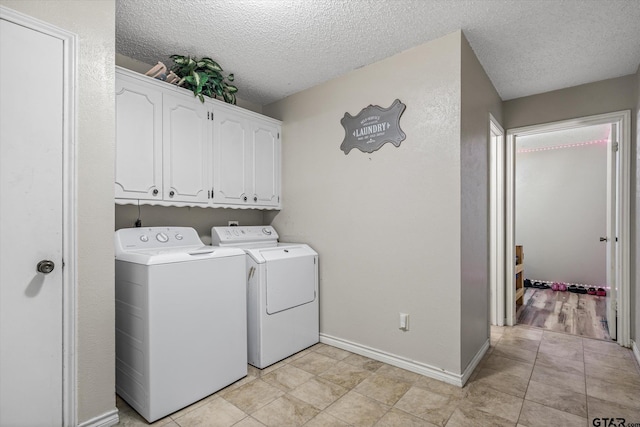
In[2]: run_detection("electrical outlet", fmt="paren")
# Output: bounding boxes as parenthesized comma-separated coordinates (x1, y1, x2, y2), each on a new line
(228, 220, 239, 226)
(399, 313, 410, 331)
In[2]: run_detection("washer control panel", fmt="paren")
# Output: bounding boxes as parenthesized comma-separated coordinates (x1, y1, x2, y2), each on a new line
(211, 226, 279, 246)
(115, 226, 203, 253)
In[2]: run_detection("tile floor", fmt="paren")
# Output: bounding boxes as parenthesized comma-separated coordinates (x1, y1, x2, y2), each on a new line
(117, 325, 640, 426)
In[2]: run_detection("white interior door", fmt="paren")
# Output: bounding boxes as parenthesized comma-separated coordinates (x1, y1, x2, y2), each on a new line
(0, 17, 65, 426)
(605, 124, 617, 340)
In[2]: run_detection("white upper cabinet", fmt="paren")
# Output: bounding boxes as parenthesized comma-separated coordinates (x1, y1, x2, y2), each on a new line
(162, 92, 212, 204)
(212, 109, 281, 207)
(115, 67, 281, 209)
(115, 74, 163, 200)
(212, 108, 250, 205)
(251, 120, 280, 207)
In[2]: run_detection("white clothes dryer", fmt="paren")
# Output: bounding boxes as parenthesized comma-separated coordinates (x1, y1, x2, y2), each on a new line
(212, 226, 319, 369)
(115, 227, 247, 422)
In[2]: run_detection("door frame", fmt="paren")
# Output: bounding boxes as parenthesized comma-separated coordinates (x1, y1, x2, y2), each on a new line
(502, 110, 631, 347)
(489, 114, 505, 326)
(0, 6, 78, 424)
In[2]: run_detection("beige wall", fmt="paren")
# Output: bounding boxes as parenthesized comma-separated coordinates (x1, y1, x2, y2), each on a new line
(504, 73, 638, 344)
(459, 35, 503, 369)
(264, 31, 484, 375)
(115, 204, 265, 242)
(0, 0, 116, 423)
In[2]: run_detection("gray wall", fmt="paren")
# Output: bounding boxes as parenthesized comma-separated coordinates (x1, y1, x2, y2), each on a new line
(503, 75, 637, 129)
(0, 0, 116, 423)
(503, 73, 638, 344)
(459, 35, 503, 369)
(264, 31, 496, 376)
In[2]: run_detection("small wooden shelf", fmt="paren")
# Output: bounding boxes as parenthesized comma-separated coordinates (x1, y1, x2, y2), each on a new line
(515, 245, 524, 307)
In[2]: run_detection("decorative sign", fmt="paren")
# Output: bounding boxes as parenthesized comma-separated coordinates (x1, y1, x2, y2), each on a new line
(340, 99, 406, 154)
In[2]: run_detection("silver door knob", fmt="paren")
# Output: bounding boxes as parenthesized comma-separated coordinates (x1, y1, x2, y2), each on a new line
(37, 260, 55, 274)
(599, 237, 609, 242)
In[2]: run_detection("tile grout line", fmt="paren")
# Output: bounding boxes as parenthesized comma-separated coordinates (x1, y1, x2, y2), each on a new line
(514, 330, 540, 425)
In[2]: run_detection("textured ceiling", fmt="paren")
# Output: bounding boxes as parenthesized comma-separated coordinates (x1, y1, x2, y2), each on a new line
(116, 0, 640, 106)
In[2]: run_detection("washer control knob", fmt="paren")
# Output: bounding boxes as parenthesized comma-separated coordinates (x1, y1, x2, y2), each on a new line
(139, 235, 149, 242)
(262, 228, 272, 235)
(175, 233, 183, 240)
(156, 232, 169, 243)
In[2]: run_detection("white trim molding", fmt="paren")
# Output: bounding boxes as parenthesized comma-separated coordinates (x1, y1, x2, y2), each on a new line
(77, 409, 119, 427)
(489, 113, 506, 326)
(632, 340, 640, 368)
(0, 6, 79, 425)
(320, 334, 489, 387)
(504, 110, 631, 346)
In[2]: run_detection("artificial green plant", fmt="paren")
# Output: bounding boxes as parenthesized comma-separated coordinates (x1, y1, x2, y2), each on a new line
(170, 55, 238, 104)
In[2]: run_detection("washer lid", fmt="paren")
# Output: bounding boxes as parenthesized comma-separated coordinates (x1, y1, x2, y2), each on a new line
(115, 245, 244, 265)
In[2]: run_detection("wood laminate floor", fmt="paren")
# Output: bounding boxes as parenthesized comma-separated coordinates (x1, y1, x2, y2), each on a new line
(517, 288, 611, 341)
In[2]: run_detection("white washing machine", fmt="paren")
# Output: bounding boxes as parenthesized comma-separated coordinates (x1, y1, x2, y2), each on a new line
(212, 226, 319, 368)
(115, 227, 247, 422)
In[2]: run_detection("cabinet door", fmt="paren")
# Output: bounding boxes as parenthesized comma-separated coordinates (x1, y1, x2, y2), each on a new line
(115, 76, 163, 200)
(251, 121, 280, 207)
(163, 92, 211, 204)
(212, 109, 251, 205)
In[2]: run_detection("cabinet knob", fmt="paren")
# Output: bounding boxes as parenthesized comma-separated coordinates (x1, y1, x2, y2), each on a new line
(152, 189, 158, 196)
(254, 196, 258, 202)
(243, 196, 247, 202)
(169, 190, 175, 197)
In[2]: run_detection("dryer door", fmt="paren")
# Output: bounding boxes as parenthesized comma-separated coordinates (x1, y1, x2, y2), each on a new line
(262, 247, 316, 314)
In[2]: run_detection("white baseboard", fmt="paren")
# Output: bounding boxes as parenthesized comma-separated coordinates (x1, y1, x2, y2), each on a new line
(78, 409, 119, 427)
(461, 339, 490, 385)
(320, 334, 489, 387)
(632, 340, 640, 368)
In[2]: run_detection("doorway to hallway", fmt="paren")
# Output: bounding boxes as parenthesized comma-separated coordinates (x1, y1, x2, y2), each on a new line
(490, 110, 631, 347)
(514, 123, 612, 341)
